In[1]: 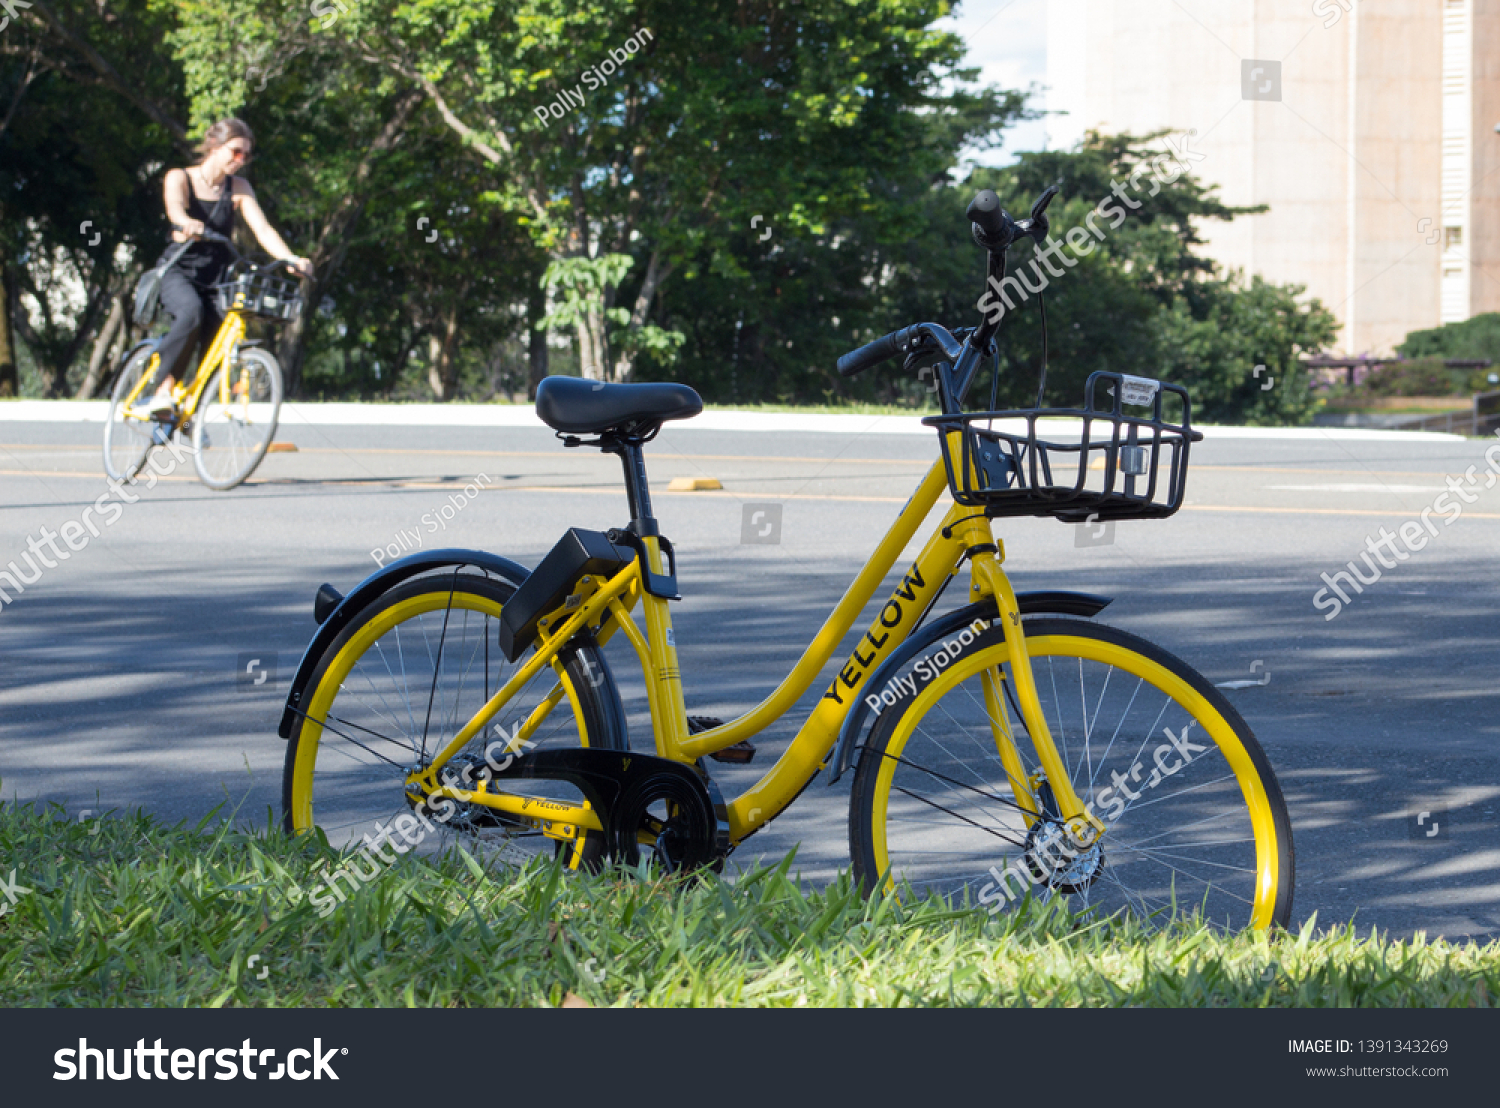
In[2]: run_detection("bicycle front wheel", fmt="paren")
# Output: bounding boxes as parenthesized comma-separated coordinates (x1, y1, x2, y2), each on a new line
(283, 573, 627, 870)
(849, 616, 1293, 933)
(103, 347, 158, 482)
(192, 347, 282, 490)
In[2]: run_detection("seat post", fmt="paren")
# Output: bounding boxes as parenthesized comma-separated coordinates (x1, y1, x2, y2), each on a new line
(617, 441, 658, 534)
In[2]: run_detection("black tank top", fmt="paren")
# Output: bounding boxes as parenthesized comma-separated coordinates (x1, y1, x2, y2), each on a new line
(160, 174, 237, 288)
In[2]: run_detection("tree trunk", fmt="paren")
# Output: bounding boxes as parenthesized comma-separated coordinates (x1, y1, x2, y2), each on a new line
(527, 281, 548, 400)
(575, 312, 603, 381)
(74, 291, 126, 399)
(426, 305, 462, 400)
(0, 264, 17, 398)
(612, 247, 676, 382)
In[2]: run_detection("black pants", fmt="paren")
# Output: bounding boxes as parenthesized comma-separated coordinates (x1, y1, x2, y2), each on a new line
(154, 268, 223, 385)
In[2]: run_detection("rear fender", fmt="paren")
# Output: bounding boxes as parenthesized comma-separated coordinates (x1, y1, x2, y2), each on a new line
(277, 548, 530, 739)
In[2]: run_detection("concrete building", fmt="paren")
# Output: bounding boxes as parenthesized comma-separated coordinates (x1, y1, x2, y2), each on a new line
(1045, 0, 1500, 356)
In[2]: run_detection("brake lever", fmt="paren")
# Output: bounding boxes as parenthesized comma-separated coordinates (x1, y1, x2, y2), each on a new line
(1012, 184, 1061, 244)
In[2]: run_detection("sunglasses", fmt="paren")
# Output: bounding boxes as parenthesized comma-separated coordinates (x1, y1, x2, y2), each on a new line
(224, 146, 253, 163)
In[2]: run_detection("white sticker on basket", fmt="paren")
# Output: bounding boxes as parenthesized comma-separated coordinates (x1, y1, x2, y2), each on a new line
(1119, 375, 1160, 407)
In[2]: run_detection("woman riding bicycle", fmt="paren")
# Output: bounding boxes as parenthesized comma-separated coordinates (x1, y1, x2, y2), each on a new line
(151, 118, 311, 410)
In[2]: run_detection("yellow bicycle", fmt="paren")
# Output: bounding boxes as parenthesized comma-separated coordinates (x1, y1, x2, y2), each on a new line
(278, 187, 1294, 933)
(104, 229, 296, 490)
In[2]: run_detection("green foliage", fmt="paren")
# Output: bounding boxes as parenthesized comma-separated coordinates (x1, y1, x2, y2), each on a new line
(2, 5, 1342, 417)
(1153, 275, 1338, 425)
(0, 0, 185, 394)
(648, 130, 1339, 423)
(1398, 312, 1500, 364)
(1, 800, 1496, 1007)
(1358, 358, 1467, 398)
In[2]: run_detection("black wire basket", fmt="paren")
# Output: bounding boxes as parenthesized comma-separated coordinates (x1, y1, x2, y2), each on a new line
(213, 269, 303, 322)
(922, 372, 1203, 522)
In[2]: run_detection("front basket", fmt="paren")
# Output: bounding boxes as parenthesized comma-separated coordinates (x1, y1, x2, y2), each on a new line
(922, 372, 1203, 523)
(213, 270, 303, 322)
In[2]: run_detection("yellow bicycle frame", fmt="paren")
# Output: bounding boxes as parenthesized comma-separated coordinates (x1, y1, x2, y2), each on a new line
(402, 429, 1102, 849)
(116, 309, 249, 423)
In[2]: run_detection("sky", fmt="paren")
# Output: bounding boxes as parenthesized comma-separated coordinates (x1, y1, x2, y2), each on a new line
(935, 0, 1052, 165)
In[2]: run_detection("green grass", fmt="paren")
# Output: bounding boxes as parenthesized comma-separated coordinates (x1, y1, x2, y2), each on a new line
(0, 800, 1494, 1007)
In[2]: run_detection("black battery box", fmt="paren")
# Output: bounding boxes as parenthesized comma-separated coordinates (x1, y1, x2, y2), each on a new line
(498, 528, 635, 661)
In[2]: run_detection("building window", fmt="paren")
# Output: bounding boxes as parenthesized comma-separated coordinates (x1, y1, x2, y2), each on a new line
(1445, 226, 1464, 249)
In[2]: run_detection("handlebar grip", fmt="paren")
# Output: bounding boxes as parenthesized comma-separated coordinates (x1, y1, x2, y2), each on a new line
(836, 326, 913, 377)
(966, 190, 1015, 251)
(966, 191, 1006, 237)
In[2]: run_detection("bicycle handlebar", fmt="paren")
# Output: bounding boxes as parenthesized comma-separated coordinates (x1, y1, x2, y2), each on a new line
(172, 225, 304, 278)
(173, 223, 241, 259)
(966, 184, 1059, 254)
(836, 325, 916, 377)
(833, 184, 1060, 382)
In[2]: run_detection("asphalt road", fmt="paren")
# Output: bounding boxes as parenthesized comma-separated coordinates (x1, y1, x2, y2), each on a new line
(2, 410, 1497, 940)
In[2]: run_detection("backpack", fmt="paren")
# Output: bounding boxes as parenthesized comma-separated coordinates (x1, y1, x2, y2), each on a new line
(132, 240, 193, 325)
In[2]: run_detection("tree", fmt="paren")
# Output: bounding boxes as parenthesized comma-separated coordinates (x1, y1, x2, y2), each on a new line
(0, 0, 186, 396)
(953, 133, 1336, 423)
(161, 0, 1025, 383)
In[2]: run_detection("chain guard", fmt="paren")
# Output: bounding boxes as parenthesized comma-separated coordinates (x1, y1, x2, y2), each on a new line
(486, 747, 731, 872)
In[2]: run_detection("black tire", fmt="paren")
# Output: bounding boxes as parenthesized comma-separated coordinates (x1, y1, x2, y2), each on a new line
(849, 615, 1294, 933)
(282, 572, 627, 871)
(103, 346, 158, 482)
(192, 347, 282, 490)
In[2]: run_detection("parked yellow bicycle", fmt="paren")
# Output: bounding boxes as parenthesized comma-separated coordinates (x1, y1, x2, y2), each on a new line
(278, 187, 1294, 933)
(105, 229, 296, 490)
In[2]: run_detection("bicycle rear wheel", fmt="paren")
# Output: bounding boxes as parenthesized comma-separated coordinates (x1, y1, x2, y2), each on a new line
(192, 347, 281, 490)
(849, 617, 1293, 933)
(283, 573, 627, 871)
(103, 347, 158, 482)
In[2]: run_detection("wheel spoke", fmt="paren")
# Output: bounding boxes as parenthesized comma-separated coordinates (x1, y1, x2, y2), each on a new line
(860, 622, 1288, 934)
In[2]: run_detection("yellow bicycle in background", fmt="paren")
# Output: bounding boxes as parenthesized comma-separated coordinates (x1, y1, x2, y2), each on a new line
(277, 186, 1294, 934)
(105, 228, 297, 491)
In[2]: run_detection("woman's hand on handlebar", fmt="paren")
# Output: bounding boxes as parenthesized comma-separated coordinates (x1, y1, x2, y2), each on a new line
(172, 218, 206, 242)
(287, 255, 312, 278)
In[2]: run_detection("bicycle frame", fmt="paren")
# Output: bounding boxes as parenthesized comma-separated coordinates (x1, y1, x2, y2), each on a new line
(403, 429, 1104, 850)
(116, 309, 249, 422)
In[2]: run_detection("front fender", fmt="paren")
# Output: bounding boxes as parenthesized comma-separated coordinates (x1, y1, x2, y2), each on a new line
(113, 337, 162, 382)
(825, 589, 1111, 783)
(277, 548, 530, 739)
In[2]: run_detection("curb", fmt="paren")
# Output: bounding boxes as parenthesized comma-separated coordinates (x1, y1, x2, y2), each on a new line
(0, 400, 1467, 441)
